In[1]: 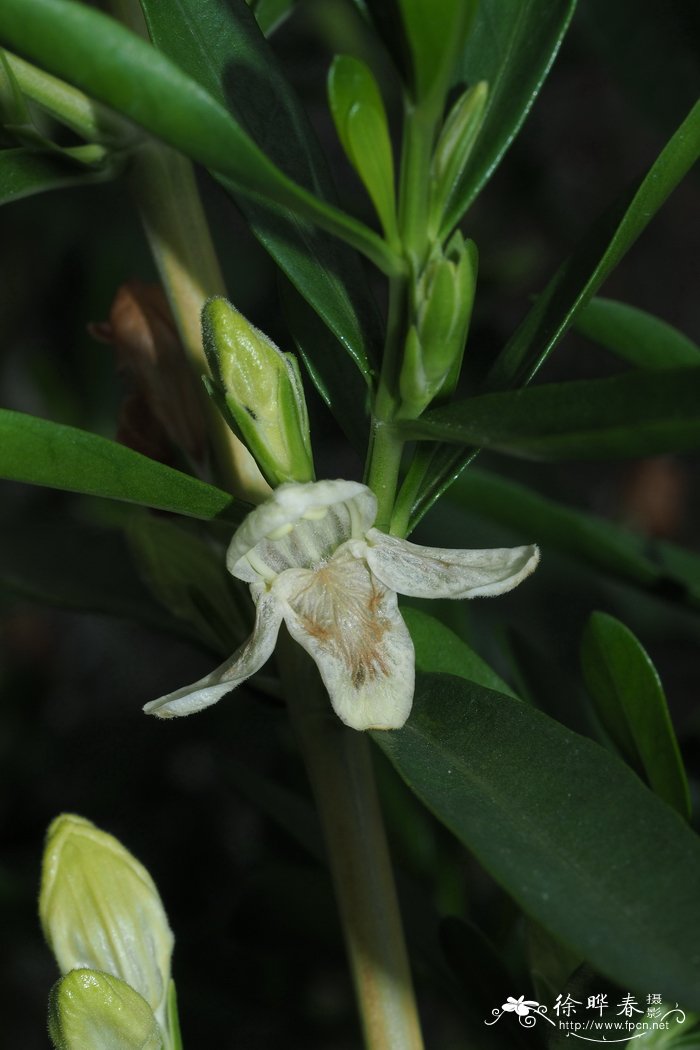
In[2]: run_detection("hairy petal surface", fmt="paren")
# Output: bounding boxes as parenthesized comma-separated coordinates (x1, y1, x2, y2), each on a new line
(276, 546, 415, 730)
(144, 586, 282, 717)
(365, 529, 540, 599)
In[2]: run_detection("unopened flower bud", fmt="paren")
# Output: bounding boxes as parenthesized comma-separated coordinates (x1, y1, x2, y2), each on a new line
(399, 233, 478, 417)
(202, 297, 314, 486)
(40, 815, 174, 1032)
(48, 970, 162, 1050)
(429, 81, 488, 236)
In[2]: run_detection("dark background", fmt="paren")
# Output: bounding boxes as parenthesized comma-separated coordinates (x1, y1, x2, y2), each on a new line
(1, 1, 699, 1046)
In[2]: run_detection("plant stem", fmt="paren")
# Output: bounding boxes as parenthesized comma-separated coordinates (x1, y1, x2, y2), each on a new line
(365, 419, 405, 532)
(398, 100, 438, 269)
(128, 143, 269, 502)
(364, 272, 406, 529)
(109, 0, 269, 502)
(281, 637, 424, 1050)
(365, 97, 439, 528)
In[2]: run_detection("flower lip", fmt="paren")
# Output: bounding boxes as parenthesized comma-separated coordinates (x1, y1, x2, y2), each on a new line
(227, 479, 376, 580)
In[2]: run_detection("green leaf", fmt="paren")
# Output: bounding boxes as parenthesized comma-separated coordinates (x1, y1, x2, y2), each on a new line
(411, 101, 700, 522)
(246, 0, 297, 36)
(403, 605, 517, 697)
(400, 0, 476, 103)
(656, 541, 700, 609)
(428, 80, 488, 235)
(279, 279, 369, 453)
(451, 468, 697, 605)
(0, 0, 398, 275)
(165, 982, 184, 1050)
(364, 0, 476, 106)
(0, 145, 112, 203)
(485, 100, 700, 391)
(444, 0, 577, 232)
(574, 296, 700, 370)
(374, 673, 700, 1006)
(402, 367, 700, 460)
(0, 410, 240, 520)
(580, 612, 691, 819)
(140, 0, 382, 384)
(328, 54, 396, 239)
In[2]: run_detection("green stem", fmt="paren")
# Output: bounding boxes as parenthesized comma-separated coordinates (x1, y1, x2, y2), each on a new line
(365, 97, 440, 528)
(398, 100, 438, 267)
(280, 637, 424, 1050)
(166, 981, 184, 1050)
(365, 421, 405, 532)
(364, 274, 406, 529)
(109, 0, 269, 503)
(2, 50, 129, 145)
(128, 143, 269, 502)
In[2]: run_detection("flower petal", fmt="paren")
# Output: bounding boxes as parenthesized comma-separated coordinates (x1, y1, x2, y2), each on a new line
(365, 529, 540, 599)
(143, 587, 282, 718)
(275, 547, 414, 731)
(228, 479, 376, 582)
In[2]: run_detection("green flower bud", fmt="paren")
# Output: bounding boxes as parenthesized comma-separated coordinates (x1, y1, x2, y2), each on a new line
(399, 233, 478, 417)
(429, 81, 488, 236)
(398, 325, 427, 415)
(40, 815, 174, 1033)
(202, 296, 314, 486)
(48, 970, 163, 1050)
(416, 256, 460, 377)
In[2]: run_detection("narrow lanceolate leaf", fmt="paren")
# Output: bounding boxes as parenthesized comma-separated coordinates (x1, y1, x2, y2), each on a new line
(444, 0, 577, 233)
(451, 468, 700, 611)
(486, 100, 700, 391)
(374, 674, 700, 1006)
(403, 606, 517, 697)
(429, 81, 488, 235)
(0, 146, 113, 204)
(328, 55, 396, 239)
(581, 612, 691, 819)
(0, 410, 239, 520)
(574, 297, 700, 370)
(410, 101, 700, 523)
(365, 0, 477, 106)
(280, 280, 369, 454)
(401, 367, 700, 460)
(140, 0, 383, 386)
(0, 0, 398, 276)
(247, 0, 297, 37)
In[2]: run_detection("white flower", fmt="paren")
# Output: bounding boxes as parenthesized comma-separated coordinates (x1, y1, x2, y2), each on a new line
(144, 479, 539, 731)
